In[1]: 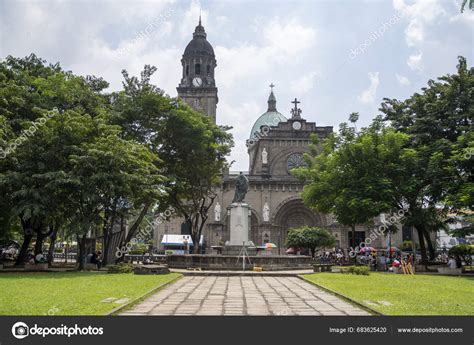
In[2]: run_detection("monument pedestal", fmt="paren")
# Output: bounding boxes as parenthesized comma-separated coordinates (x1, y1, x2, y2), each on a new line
(222, 202, 256, 255)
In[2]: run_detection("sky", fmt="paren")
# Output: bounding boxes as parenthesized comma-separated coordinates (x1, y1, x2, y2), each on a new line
(1, 0, 473, 171)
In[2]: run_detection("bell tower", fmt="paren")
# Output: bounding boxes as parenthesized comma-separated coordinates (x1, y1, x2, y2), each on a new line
(177, 16, 218, 123)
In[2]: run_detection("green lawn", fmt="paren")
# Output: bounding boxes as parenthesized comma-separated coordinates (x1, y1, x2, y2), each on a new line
(303, 273, 474, 315)
(0, 272, 181, 315)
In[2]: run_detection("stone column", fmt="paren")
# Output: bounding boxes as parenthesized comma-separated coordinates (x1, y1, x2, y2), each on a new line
(228, 202, 250, 245)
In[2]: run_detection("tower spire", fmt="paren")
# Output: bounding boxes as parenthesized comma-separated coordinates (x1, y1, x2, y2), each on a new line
(193, 10, 206, 38)
(267, 83, 277, 112)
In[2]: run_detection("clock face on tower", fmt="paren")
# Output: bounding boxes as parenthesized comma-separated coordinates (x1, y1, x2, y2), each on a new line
(192, 77, 203, 87)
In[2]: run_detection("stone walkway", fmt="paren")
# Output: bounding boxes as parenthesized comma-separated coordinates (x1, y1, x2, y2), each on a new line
(121, 276, 371, 316)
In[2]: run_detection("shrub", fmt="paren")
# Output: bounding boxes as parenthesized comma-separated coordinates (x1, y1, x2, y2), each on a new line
(448, 244, 474, 265)
(285, 226, 336, 257)
(107, 263, 134, 274)
(401, 240, 419, 251)
(448, 244, 474, 256)
(340, 265, 369, 275)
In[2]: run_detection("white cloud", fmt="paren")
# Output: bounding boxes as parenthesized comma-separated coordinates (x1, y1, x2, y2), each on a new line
(218, 101, 261, 170)
(393, 0, 446, 47)
(358, 72, 380, 104)
(407, 51, 424, 71)
(290, 71, 318, 93)
(180, 0, 206, 38)
(405, 19, 424, 46)
(215, 17, 316, 89)
(393, 0, 446, 22)
(395, 73, 411, 86)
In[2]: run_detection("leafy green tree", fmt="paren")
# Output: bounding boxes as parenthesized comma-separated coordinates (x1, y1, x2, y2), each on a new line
(448, 244, 473, 266)
(461, 0, 473, 12)
(295, 119, 409, 250)
(285, 226, 336, 258)
(155, 101, 233, 253)
(349, 112, 359, 133)
(0, 55, 163, 269)
(447, 215, 474, 238)
(380, 56, 473, 261)
(66, 115, 163, 267)
(112, 66, 234, 254)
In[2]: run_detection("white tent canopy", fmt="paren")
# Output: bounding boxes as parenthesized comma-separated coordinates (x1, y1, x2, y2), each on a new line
(161, 234, 204, 246)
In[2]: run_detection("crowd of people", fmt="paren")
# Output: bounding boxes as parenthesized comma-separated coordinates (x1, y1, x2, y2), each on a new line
(314, 248, 417, 272)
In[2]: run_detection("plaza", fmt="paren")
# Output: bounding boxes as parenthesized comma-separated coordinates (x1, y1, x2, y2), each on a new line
(120, 276, 371, 316)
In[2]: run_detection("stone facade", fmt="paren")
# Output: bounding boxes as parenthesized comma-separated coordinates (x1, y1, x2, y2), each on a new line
(153, 19, 418, 253)
(176, 17, 218, 123)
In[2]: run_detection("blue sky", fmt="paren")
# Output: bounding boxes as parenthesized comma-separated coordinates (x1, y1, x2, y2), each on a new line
(1, 0, 473, 170)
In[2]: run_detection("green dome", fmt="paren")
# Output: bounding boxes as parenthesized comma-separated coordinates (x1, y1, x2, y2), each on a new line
(250, 110, 287, 139)
(249, 90, 287, 139)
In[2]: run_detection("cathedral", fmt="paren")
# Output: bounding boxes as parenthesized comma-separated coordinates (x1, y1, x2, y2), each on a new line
(153, 19, 407, 253)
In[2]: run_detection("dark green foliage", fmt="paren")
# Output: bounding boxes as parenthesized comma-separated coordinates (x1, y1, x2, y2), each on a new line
(340, 266, 370, 275)
(285, 226, 336, 257)
(107, 263, 134, 274)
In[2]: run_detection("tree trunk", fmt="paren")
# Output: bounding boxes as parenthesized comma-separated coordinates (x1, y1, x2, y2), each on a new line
(15, 218, 34, 266)
(15, 233, 33, 266)
(34, 235, 43, 256)
(77, 234, 87, 271)
(102, 214, 112, 267)
(423, 229, 435, 261)
(47, 226, 59, 265)
(33, 225, 54, 256)
(416, 226, 428, 265)
(123, 202, 151, 245)
(351, 224, 356, 263)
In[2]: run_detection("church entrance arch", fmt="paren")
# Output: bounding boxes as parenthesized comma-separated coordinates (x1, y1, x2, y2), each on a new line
(273, 197, 325, 253)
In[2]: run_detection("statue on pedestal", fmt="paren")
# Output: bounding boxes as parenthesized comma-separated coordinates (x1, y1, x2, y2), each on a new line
(232, 172, 249, 203)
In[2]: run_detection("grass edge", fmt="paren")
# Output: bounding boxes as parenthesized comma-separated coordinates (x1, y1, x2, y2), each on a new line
(107, 273, 183, 316)
(298, 274, 383, 316)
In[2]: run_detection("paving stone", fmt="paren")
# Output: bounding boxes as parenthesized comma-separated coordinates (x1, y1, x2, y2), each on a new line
(122, 276, 371, 316)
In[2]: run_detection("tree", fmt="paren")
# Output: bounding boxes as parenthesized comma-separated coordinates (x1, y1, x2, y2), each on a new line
(461, 0, 473, 12)
(447, 215, 474, 238)
(448, 244, 473, 266)
(380, 56, 473, 262)
(155, 101, 233, 253)
(65, 116, 163, 267)
(285, 226, 336, 258)
(348, 112, 359, 133)
(112, 66, 234, 254)
(0, 55, 162, 269)
(295, 118, 409, 251)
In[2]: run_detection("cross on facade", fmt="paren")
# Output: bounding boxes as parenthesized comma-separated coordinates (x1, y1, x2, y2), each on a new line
(291, 98, 302, 118)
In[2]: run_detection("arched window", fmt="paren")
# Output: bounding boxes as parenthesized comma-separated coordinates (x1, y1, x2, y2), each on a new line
(195, 63, 201, 75)
(207, 65, 211, 76)
(185, 65, 189, 76)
